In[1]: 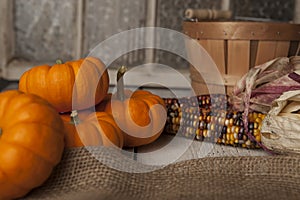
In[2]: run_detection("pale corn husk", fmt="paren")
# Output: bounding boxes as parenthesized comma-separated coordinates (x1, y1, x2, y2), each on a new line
(261, 90, 300, 154)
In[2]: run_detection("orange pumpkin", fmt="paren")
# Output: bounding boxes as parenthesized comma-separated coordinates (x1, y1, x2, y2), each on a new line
(60, 111, 124, 148)
(19, 57, 109, 113)
(97, 66, 167, 147)
(0, 90, 65, 200)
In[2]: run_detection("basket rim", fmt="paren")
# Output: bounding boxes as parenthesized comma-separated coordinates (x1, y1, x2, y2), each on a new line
(183, 21, 300, 41)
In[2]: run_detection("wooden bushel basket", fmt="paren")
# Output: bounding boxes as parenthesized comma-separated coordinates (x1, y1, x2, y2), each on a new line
(183, 21, 300, 95)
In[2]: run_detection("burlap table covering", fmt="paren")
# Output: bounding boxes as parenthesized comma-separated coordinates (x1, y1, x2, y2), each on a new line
(23, 147, 300, 200)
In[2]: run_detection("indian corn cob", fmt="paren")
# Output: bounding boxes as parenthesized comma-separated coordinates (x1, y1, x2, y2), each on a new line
(163, 95, 265, 149)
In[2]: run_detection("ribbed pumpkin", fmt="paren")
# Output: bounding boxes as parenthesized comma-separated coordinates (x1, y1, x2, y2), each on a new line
(19, 57, 109, 113)
(60, 111, 123, 148)
(97, 66, 167, 147)
(0, 90, 65, 200)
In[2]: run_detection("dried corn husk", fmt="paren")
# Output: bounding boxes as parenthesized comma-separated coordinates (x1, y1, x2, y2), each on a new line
(232, 56, 300, 113)
(261, 90, 300, 154)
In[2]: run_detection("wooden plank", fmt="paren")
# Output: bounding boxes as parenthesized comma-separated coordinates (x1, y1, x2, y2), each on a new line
(289, 41, 300, 56)
(197, 39, 226, 94)
(199, 39, 226, 74)
(183, 21, 300, 41)
(190, 66, 226, 95)
(255, 41, 290, 66)
(185, 38, 201, 70)
(136, 134, 269, 166)
(140, 87, 191, 98)
(227, 40, 250, 77)
(191, 79, 209, 95)
(274, 41, 290, 58)
(185, 38, 206, 94)
(136, 134, 202, 165)
(255, 41, 277, 65)
(0, 0, 14, 78)
(185, 38, 225, 95)
(122, 147, 135, 160)
(227, 40, 250, 93)
(249, 40, 259, 68)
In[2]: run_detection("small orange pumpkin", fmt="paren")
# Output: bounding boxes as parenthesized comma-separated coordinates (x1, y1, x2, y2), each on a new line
(19, 57, 109, 113)
(60, 111, 124, 148)
(0, 90, 65, 200)
(97, 66, 167, 147)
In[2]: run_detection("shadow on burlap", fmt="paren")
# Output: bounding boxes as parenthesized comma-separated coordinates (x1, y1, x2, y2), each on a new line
(23, 147, 300, 200)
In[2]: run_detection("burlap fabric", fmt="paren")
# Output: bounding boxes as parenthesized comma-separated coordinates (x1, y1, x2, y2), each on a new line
(23, 147, 300, 200)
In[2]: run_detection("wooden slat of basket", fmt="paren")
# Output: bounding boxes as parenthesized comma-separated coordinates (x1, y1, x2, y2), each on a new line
(274, 41, 291, 57)
(198, 39, 226, 74)
(227, 40, 250, 94)
(198, 39, 225, 93)
(191, 81, 226, 95)
(185, 38, 209, 95)
(255, 41, 276, 65)
(191, 78, 209, 95)
(185, 38, 200, 66)
(190, 66, 226, 95)
(255, 41, 290, 65)
(185, 38, 220, 94)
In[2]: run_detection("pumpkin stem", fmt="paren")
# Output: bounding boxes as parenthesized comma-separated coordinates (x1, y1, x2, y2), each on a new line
(117, 66, 127, 101)
(0, 128, 2, 137)
(70, 110, 81, 125)
(56, 59, 63, 64)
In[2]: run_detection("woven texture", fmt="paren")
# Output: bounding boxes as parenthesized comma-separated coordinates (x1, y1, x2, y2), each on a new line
(23, 147, 300, 200)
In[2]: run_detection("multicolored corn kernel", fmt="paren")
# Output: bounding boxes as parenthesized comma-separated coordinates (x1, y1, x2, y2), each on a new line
(163, 95, 265, 149)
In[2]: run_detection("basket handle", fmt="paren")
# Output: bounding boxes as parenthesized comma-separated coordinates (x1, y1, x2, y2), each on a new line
(185, 9, 232, 20)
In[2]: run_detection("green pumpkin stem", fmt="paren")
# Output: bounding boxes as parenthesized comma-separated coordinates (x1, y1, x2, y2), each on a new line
(70, 110, 80, 125)
(117, 66, 127, 101)
(56, 59, 63, 64)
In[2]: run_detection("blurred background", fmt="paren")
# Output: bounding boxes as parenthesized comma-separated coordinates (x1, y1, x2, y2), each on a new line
(0, 0, 299, 94)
